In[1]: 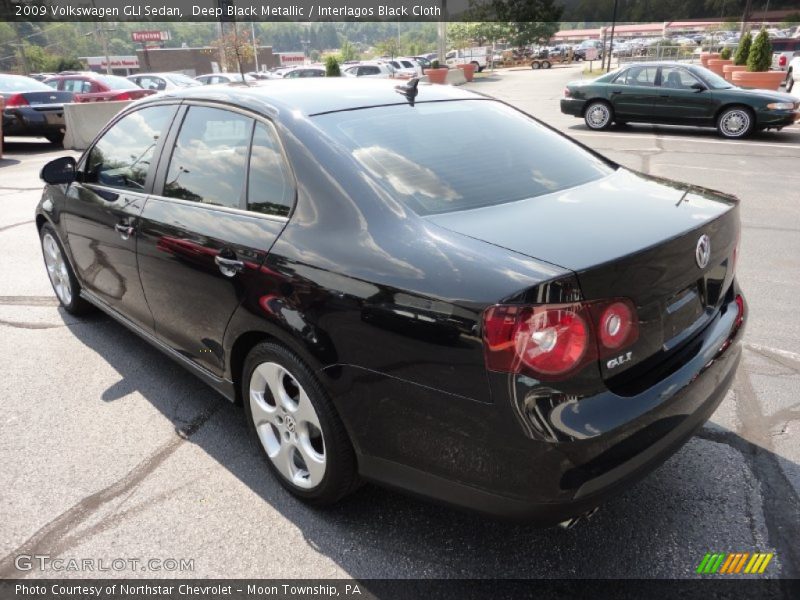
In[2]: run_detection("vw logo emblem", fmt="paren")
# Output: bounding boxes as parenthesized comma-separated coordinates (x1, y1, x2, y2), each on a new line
(696, 234, 711, 269)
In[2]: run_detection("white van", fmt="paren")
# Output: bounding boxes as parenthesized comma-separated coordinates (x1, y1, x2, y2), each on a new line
(445, 47, 491, 71)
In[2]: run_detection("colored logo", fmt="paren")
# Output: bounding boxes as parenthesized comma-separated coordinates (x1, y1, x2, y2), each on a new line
(696, 552, 774, 575)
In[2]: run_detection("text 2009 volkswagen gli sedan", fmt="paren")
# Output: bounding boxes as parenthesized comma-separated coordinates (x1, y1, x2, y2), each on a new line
(37, 79, 746, 525)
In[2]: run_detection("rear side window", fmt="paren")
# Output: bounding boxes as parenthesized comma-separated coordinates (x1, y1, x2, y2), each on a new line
(85, 105, 176, 191)
(247, 123, 294, 217)
(617, 66, 657, 86)
(314, 100, 613, 216)
(163, 106, 253, 209)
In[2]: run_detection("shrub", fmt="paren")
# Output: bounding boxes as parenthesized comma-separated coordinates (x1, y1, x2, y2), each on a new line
(431, 59, 441, 69)
(720, 47, 732, 60)
(734, 31, 752, 66)
(325, 55, 341, 77)
(747, 28, 772, 72)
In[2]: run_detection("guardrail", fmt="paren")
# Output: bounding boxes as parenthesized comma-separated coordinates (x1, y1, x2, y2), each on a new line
(617, 45, 700, 64)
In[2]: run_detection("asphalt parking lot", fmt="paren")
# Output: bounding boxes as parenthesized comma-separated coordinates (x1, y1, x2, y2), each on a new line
(1, 65, 799, 580)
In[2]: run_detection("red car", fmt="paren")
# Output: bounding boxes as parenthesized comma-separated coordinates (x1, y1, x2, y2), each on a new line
(44, 73, 156, 103)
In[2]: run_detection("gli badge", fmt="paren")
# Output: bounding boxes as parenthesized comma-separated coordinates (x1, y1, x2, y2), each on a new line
(607, 351, 633, 370)
(696, 234, 711, 269)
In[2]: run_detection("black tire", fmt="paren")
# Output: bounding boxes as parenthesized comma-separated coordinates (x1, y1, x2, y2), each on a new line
(243, 342, 360, 505)
(45, 132, 64, 146)
(471, 61, 482, 73)
(543, 61, 552, 69)
(786, 71, 794, 93)
(39, 223, 94, 316)
(716, 106, 755, 139)
(584, 100, 614, 130)
(531, 61, 540, 70)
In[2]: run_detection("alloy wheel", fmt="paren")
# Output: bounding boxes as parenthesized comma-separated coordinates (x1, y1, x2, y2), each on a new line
(42, 232, 73, 306)
(719, 109, 750, 138)
(249, 361, 326, 489)
(586, 103, 611, 129)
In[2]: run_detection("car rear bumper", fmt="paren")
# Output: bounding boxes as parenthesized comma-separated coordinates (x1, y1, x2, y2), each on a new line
(560, 98, 585, 117)
(2, 107, 65, 137)
(348, 286, 746, 524)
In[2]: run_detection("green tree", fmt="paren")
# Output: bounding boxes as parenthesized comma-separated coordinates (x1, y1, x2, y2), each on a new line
(325, 55, 341, 77)
(340, 39, 357, 62)
(733, 31, 752, 66)
(747, 28, 772, 72)
(376, 37, 400, 59)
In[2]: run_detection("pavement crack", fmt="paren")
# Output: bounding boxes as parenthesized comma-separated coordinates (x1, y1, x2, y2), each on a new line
(0, 406, 219, 578)
(0, 220, 34, 234)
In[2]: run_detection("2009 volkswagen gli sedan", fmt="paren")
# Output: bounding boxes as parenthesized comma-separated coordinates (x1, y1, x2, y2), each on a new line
(36, 79, 746, 525)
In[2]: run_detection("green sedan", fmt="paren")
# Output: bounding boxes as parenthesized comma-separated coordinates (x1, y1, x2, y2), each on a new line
(560, 61, 800, 139)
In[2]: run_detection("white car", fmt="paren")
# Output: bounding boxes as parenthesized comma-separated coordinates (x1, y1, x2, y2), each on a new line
(195, 73, 257, 85)
(127, 72, 201, 91)
(386, 58, 423, 77)
(784, 55, 800, 92)
(282, 66, 326, 78)
(342, 62, 396, 78)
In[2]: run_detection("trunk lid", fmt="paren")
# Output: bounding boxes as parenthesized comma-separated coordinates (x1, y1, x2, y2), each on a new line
(0, 90, 73, 107)
(427, 169, 739, 381)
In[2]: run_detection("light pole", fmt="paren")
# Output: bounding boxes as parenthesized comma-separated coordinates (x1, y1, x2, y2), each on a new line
(251, 22, 259, 72)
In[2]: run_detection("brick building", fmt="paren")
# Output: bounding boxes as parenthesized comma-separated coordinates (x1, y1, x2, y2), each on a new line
(135, 46, 280, 76)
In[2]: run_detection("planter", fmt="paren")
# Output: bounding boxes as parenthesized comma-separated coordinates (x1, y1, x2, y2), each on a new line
(700, 52, 720, 67)
(723, 64, 747, 82)
(707, 58, 733, 77)
(731, 70, 785, 91)
(456, 63, 476, 82)
(426, 68, 449, 85)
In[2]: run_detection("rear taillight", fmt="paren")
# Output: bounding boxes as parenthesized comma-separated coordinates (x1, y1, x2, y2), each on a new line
(483, 299, 638, 380)
(734, 294, 745, 330)
(113, 92, 132, 101)
(779, 55, 787, 67)
(564, 87, 572, 97)
(5, 93, 29, 107)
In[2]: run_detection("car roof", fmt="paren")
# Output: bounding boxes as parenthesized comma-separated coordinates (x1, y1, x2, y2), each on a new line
(135, 77, 482, 118)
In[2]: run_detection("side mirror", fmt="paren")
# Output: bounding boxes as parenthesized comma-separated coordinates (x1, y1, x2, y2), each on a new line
(691, 82, 707, 92)
(40, 156, 77, 184)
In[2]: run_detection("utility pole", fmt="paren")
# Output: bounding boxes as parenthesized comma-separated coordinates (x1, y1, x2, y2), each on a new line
(606, 0, 618, 73)
(740, 0, 753, 36)
(251, 22, 259, 72)
(437, 0, 447, 64)
(13, 25, 29, 75)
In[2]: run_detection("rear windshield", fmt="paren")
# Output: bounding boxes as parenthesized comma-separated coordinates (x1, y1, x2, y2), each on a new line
(0, 74, 52, 92)
(96, 75, 140, 90)
(313, 100, 613, 215)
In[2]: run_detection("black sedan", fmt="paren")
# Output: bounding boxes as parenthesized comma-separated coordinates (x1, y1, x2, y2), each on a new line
(1, 74, 73, 145)
(561, 61, 799, 138)
(36, 79, 746, 525)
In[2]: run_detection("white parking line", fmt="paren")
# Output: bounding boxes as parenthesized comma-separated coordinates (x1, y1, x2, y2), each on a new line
(746, 343, 800, 363)
(570, 131, 800, 150)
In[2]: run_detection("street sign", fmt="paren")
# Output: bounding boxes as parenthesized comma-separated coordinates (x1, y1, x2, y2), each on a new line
(585, 48, 599, 61)
(132, 31, 171, 43)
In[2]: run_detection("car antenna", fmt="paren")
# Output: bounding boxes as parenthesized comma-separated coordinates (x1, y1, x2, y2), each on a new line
(395, 77, 420, 106)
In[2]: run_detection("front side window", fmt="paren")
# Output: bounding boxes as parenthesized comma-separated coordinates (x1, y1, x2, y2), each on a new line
(314, 100, 613, 216)
(247, 123, 294, 217)
(659, 67, 700, 90)
(85, 105, 176, 191)
(163, 106, 253, 209)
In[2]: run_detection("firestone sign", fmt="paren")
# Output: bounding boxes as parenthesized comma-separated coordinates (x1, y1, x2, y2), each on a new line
(132, 31, 171, 43)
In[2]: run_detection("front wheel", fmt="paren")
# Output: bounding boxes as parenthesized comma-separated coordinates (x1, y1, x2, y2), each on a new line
(243, 342, 360, 505)
(584, 101, 614, 130)
(717, 107, 754, 139)
(39, 224, 93, 315)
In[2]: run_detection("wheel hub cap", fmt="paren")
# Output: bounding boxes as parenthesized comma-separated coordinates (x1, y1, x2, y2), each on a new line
(248, 362, 326, 489)
(42, 233, 72, 306)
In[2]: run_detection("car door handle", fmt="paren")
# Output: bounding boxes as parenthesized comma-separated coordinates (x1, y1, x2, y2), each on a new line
(215, 255, 244, 276)
(114, 223, 134, 239)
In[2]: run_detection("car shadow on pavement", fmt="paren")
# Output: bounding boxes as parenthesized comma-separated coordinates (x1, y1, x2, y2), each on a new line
(62, 312, 799, 580)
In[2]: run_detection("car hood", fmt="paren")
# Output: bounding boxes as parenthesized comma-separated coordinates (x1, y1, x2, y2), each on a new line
(425, 168, 736, 272)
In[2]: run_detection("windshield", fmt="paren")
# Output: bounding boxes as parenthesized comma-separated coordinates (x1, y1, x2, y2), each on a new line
(0, 74, 52, 92)
(692, 65, 733, 89)
(97, 75, 140, 90)
(314, 100, 614, 216)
